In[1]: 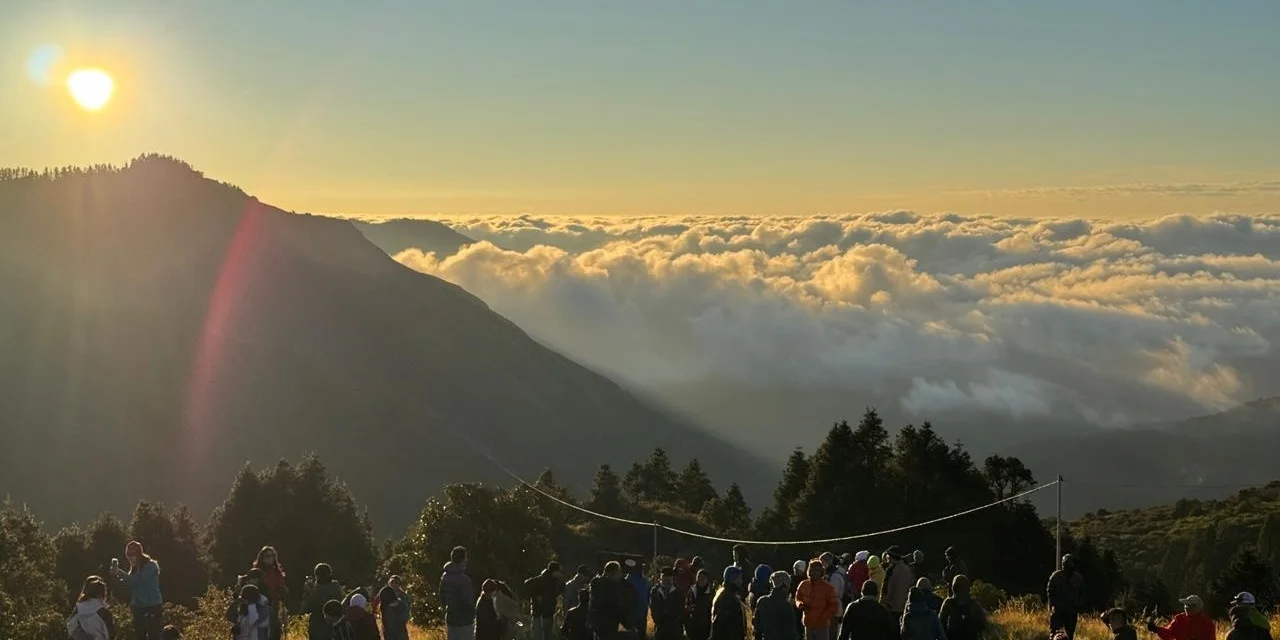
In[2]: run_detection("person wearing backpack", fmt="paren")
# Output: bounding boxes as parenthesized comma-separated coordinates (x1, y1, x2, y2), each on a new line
(937, 576, 984, 640)
(899, 588, 947, 640)
(69, 576, 117, 640)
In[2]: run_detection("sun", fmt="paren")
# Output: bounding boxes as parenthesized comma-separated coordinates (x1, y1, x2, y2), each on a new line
(66, 68, 115, 111)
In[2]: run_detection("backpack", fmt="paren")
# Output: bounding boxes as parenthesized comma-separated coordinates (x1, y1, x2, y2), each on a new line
(902, 612, 936, 640)
(945, 600, 986, 638)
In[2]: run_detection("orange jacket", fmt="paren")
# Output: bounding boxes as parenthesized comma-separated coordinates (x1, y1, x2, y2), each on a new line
(795, 579, 839, 629)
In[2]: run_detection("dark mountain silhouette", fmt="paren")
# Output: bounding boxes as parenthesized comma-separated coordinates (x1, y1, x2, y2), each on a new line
(0, 155, 769, 533)
(1010, 396, 1280, 517)
(352, 218, 474, 258)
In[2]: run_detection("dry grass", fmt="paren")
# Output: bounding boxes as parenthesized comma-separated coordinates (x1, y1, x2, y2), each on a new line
(990, 605, 1280, 640)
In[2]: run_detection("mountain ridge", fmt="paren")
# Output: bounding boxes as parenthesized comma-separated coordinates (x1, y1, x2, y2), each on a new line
(0, 156, 769, 533)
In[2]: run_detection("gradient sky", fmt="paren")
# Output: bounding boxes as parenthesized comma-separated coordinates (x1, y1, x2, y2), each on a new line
(4, 1, 1279, 218)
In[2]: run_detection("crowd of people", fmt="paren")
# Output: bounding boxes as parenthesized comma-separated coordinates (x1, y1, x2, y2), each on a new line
(65, 541, 412, 640)
(64, 540, 1274, 640)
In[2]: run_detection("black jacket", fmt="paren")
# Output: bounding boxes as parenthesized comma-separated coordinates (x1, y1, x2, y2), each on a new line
(651, 584, 685, 633)
(562, 604, 591, 640)
(839, 598, 897, 640)
(526, 571, 562, 618)
(753, 591, 799, 640)
(938, 597, 985, 640)
(589, 577, 632, 633)
(686, 585, 715, 640)
(711, 587, 747, 640)
(477, 596, 505, 640)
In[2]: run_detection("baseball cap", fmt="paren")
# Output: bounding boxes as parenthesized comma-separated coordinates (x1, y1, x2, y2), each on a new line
(1231, 592, 1256, 606)
(1178, 595, 1204, 609)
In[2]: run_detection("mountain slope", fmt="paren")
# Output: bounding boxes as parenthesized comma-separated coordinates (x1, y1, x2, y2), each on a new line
(1069, 482, 1280, 599)
(0, 156, 769, 533)
(352, 218, 475, 258)
(1008, 396, 1280, 517)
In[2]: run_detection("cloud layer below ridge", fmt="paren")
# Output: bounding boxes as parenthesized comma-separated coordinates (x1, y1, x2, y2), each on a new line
(391, 212, 1280, 429)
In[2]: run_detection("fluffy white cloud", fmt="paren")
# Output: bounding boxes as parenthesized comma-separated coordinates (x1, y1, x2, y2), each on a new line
(391, 212, 1280, 425)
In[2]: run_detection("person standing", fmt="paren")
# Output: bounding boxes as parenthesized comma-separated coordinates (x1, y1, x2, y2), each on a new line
(590, 562, 634, 640)
(837, 582, 895, 640)
(441, 546, 477, 640)
(252, 547, 288, 640)
(749, 565, 775, 611)
(650, 567, 684, 640)
(937, 576, 985, 640)
(686, 569, 715, 640)
(566, 566, 593, 611)
(880, 550, 913, 621)
(526, 561, 564, 640)
(795, 561, 838, 640)
(711, 567, 748, 640)
(304, 564, 345, 640)
(846, 553, 870, 601)
(1046, 555, 1085, 640)
(377, 576, 412, 640)
(899, 589, 946, 640)
(625, 560, 651, 640)
(753, 571, 798, 640)
(820, 554, 847, 640)
(109, 540, 164, 640)
(940, 550, 967, 595)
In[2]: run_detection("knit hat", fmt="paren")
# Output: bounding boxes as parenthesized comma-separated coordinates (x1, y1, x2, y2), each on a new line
(723, 566, 743, 585)
(793, 560, 806, 574)
(867, 556, 881, 569)
(770, 571, 791, 588)
(855, 551, 870, 563)
(350, 594, 369, 610)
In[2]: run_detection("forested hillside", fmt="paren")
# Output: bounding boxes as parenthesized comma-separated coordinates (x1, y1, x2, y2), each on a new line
(1071, 483, 1280, 611)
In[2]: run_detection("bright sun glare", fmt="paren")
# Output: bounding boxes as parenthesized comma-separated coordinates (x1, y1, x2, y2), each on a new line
(66, 68, 114, 111)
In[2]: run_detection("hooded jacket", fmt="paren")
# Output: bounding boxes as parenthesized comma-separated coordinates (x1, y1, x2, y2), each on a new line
(900, 589, 947, 640)
(674, 559, 695, 597)
(754, 590, 800, 640)
(865, 558, 886, 597)
(749, 565, 774, 610)
(377, 585, 412, 637)
(795, 578, 839, 629)
(67, 598, 115, 640)
(627, 570, 652, 631)
(686, 574, 715, 640)
(440, 561, 477, 627)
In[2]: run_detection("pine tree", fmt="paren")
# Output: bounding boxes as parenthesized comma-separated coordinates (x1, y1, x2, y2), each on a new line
(756, 448, 809, 537)
(588, 464, 626, 515)
(623, 448, 677, 504)
(675, 458, 718, 514)
(792, 420, 859, 535)
(701, 483, 752, 534)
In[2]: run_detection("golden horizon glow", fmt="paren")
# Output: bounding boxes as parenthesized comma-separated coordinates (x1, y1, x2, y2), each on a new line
(66, 68, 114, 112)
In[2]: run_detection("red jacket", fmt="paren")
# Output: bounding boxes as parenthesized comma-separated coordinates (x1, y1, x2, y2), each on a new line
(1153, 612, 1215, 640)
(847, 561, 869, 597)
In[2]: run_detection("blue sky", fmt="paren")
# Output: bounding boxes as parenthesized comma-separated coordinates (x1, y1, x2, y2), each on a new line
(4, 1, 1279, 217)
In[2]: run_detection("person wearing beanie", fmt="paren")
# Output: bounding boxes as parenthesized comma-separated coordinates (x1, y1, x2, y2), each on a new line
(377, 575, 412, 640)
(1145, 595, 1214, 640)
(865, 557, 885, 601)
(749, 564, 775, 611)
(754, 572, 799, 640)
(304, 563, 346, 640)
(686, 569, 715, 640)
(525, 561, 564, 640)
(711, 566, 748, 640)
(838, 581, 896, 640)
(343, 594, 380, 640)
(109, 540, 165, 640)
(796, 561, 839, 640)
(847, 553, 870, 601)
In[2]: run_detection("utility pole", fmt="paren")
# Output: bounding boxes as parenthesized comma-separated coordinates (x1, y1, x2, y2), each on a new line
(1056, 475, 1064, 571)
(653, 523, 660, 572)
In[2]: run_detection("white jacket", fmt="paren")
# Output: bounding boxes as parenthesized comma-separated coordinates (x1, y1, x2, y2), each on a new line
(237, 596, 272, 640)
(67, 599, 111, 640)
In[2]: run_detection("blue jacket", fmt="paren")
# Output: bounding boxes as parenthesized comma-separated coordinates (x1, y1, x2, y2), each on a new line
(124, 560, 163, 608)
(627, 572, 651, 630)
(440, 561, 476, 627)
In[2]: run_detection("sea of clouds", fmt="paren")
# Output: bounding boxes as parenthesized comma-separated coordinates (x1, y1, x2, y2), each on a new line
(390, 212, 1280, 427)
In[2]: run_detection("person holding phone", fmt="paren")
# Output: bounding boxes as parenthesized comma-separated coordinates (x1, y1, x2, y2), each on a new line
(109, 541, 164, 640)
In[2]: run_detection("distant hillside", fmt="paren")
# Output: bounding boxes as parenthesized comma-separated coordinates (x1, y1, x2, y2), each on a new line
(0, 156, 768, 533)
(352, 218, 474, 259)
(1007, 396, 1280, 517)
(1070, 482, 1280, 600)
